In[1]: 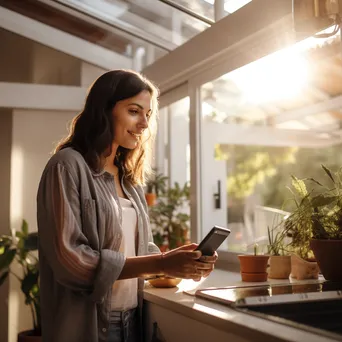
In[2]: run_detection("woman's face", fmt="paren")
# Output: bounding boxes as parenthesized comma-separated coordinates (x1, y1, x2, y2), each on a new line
(112, 90, 152, 149)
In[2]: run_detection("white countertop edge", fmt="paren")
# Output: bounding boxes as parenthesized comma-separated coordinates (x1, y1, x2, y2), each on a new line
(143, 270, 340, 342)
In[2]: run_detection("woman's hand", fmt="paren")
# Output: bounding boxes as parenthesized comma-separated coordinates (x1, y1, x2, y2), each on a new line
(161, 243, 215, 281)
(198, 252, 218, 278)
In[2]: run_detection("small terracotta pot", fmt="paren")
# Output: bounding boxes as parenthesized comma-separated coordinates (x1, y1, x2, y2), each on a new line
(310, 239, 342, 281)
(159, 244, 169, 253)
(18, 330, 41, 342)
(241, 272, 268, 282)
(290, 254, 319, 280)
(145, 193, 156, 206)
(238, 255, 269, 273)
(268, 255, 291, 279)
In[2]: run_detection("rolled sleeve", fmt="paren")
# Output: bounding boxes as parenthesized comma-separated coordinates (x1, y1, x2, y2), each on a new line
(37, 162, 125, 302)
(148, 241, 160, 255)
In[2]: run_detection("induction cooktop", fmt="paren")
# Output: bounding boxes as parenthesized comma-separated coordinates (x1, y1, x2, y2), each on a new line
(195, 281, 342, 340)
(196, 281, 342, 307)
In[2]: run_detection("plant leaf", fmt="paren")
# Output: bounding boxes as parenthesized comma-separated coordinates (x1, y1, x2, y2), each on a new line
(16, 231, 24, 239)
(321, 164, 335, 184)
(24, 233, 38, 251)
(291, 175, 308, 198)
(0, 248, 16, 271)
(0, 236, 12, 248)
(311, 195, 338, 207)
(21, 220, 29, 236)
(305, 178, 324, 187)
(21, 270, 39, 297)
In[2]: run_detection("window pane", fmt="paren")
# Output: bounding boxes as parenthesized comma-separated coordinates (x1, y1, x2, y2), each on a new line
(200, 27, 342, 253)
(151, 97, 190, 250)
(59, 0, 209, 47)
(156, 97, 190, 185)
(173, 0, 253, 20)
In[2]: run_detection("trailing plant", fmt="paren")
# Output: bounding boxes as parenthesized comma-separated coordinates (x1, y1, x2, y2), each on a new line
(0, 220, 40, 335)
(149, 181, 190, 250)
(283, 164, 342, 259)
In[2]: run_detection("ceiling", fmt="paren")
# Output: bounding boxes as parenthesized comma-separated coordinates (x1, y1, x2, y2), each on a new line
(2, 0, 341, 146)
(0, 0, 251, 67)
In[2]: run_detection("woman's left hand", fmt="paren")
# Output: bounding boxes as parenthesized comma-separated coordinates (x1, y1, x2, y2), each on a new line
(198, 252, 218, 278)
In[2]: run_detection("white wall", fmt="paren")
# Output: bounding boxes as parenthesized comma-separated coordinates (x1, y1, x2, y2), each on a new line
(0, 29, 33, 83)
(80, 62, 107, 88)
(0, 28, 82, 86)
(31, 43, 81, 85)
(9, 109, 75, 342)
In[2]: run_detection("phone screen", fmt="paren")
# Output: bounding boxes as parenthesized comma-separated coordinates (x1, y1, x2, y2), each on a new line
(196, 226, 230, 256)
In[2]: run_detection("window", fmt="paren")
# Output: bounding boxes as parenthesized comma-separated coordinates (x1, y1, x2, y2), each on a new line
(199, 27, 342, 253)
(156, 96, 190, 186)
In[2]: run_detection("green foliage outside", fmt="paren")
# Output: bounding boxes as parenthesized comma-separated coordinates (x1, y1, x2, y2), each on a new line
(215, 143, 342, 216)
(215, 144, 297, 201)
(215, 142, 342, 258)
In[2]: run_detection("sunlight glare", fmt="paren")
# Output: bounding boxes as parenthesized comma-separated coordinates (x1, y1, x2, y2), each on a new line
(202, 101, 214, 116)
(220, 25, 339, 106)
(230, 52, 309, 105)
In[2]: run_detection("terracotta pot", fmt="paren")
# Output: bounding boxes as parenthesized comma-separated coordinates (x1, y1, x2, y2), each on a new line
(18, 330, 41, 342)
(290, 254, 319, 280)
(241, 272, 268, 282)
(268, 255, 291, 279)
(238, 255, 269, 273)
(310, 239, 342, 281)
(159, 244, 169, 253)
(145, 193, 156, 206)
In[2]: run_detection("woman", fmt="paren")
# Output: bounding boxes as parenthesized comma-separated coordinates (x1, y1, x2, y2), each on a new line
(37, 70, 217, 342)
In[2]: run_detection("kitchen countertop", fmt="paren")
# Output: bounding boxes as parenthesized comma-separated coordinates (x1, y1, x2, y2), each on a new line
(143, 269, 340, 342)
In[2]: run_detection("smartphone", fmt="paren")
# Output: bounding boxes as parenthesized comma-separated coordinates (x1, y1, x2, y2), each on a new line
(195, 226, 231, 256)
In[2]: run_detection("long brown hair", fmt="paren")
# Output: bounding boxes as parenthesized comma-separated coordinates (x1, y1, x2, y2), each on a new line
(55, 69, 159, 185)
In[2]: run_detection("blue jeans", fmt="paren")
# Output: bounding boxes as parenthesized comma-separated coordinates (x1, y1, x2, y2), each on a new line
(107, 308, 139, 342)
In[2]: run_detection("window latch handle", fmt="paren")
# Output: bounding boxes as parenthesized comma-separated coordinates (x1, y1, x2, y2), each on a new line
(213, 180, 221, 209)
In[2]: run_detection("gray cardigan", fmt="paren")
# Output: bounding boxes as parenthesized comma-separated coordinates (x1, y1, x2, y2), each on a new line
(37, 147, 160, 342)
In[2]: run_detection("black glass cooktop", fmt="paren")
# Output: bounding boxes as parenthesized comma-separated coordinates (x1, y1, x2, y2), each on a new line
(196, 281, 342, 341)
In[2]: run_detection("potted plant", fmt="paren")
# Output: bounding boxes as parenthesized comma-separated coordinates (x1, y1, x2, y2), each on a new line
(149, 181, 191, 251)
(238, 244, 269, 282)
(0, 220, 41, 341)
(267, 226, 291, 279)
(145, 170, 168, 206)
(283, 165, 342, 281)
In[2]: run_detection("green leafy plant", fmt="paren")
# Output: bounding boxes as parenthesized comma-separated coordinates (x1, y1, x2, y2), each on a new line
(267, 225, 287, 256)
(149, 181, 190, 250)
(283, 165, 342, 259)
(146, 170, 168, 195)
(0, 220, 40, 335)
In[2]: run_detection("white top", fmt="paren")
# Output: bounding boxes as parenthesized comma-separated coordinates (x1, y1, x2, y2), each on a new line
(111, 197, 138, 311)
